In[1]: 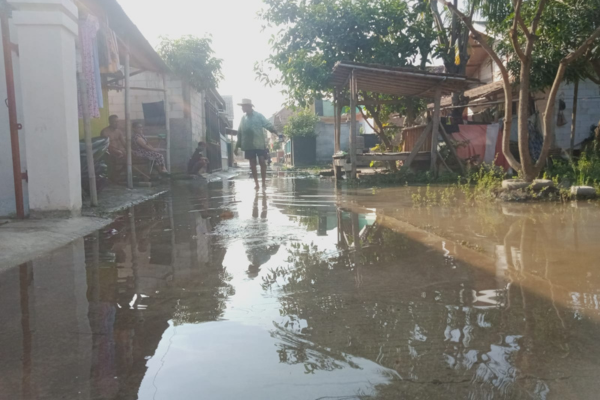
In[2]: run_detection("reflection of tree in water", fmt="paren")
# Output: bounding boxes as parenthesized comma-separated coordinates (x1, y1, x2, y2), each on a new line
(171, 268, 235, 326)
(261, 214, 589, 399)
(271, 322, 362, 374)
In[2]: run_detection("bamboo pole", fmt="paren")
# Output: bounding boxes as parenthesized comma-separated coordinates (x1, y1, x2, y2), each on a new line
(404, 122, 433, 169)
(430, 86, 442, 174)
(349, 70, 357, 179)
(1, 9, 25, 217)
(125, 53, 133, 189)
(163, 74, 171, 171)
(570, 78, 579, 156)
(439, 123, 466, 175)
(333, 87, 341, 153)
(78, 73, 98, 206)
(76, 50, 98, 206)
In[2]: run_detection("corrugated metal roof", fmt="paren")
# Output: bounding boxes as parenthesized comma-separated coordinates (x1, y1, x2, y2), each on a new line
(330, 62, 480, 98)
(78, 0, 169, 73)
(434, 79, 515, 108)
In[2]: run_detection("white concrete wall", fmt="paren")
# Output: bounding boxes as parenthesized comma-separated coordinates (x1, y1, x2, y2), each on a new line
(536, 80, 600, 150)
(108, 72, 185, 120)
(220, 134, 229, 171)
(0, 19, 28, 217)
(190, 89, 206, 142)
(12, 0, 82, 214)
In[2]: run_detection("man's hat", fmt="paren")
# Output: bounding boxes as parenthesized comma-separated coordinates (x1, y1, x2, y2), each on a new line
(238, 98, 254, 107)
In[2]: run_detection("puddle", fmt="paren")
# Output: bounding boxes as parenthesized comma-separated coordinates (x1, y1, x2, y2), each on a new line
(1, 176, 600, 399)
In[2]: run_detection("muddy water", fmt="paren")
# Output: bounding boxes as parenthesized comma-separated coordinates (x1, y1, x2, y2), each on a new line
(1, 175, 600, 400)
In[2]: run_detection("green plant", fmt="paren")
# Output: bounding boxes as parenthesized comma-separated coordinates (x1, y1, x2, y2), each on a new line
(457, 163, 507, 203)
(283, 109, 319, 138)
(546, 152, 600, 188)
(157, 35, 223, 92)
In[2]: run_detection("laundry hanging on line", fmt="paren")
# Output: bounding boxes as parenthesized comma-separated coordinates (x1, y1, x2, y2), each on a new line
(78, 14, 103, 119)
(97, 22, 120, 74)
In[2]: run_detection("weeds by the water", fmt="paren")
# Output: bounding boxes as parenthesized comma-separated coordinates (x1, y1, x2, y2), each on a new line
(353, 167, 459, 187)
(412, 164, 506, 206)
(546, 152, 600, 192)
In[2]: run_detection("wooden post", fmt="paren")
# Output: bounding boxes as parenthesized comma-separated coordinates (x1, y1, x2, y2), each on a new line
(2, 9, 25, 217)
(77, 69, 98, 206)
(440, 124, 466, 175)
(333, 87, 341, 153)
(430, 86, 442, 174)
(349, 70, 357, 179)
(404, 122, 432, 169)
(125, 53, 133, 189)
(570, 78, 579, 156)
(163, 74, 171, 171)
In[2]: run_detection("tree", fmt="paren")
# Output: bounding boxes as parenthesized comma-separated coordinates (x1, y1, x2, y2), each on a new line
(157, 35, 223, 92)
(283, 109, 320, 138)
(257, 0, 435, 151)
(424, 0, 477, 121)
(445, 0, 600, 181)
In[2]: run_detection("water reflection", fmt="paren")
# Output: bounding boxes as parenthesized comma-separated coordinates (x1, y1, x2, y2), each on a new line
(1, 178, 600, 399)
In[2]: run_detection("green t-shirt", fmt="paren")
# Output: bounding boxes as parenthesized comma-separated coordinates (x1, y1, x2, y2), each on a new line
(236, 111, 276, 151)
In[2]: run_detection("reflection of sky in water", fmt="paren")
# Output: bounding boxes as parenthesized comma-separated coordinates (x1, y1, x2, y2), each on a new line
(138, 187, 396, 399)
(6, 178, 600, 400)
(140, 321, 395, 400)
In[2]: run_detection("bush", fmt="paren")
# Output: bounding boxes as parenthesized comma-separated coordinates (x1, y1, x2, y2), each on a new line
(546, 152, 600, 188)
(283, 109, 319, 138)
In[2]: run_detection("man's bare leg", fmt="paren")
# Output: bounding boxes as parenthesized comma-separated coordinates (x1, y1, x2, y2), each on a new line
(258, 156, 267, 189)
(249, 158, 259, 190)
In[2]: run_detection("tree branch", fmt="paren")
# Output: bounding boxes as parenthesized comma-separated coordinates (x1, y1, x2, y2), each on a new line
(511, 0, 532, 40)
(443, 0, 521, 171)
(524, 0, 549, 57)
(536, 25, 600, 174)
(359, 106, 378, 135)
(511, 0, 528, 62)
(530, 0, 548, 36)
(430, 0, 449, 50)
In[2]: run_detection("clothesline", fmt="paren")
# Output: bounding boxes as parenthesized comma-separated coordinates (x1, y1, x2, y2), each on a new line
(77, 13, 120, 119)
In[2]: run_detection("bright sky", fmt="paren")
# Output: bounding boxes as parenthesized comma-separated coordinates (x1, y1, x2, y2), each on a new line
(118, 0, 285, 127)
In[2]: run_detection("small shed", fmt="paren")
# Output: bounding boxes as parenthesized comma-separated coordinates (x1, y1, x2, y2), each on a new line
(329, 62, 479, 178)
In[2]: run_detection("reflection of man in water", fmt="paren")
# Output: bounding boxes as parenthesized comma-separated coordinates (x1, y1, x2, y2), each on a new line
(246, 195, 279, 278)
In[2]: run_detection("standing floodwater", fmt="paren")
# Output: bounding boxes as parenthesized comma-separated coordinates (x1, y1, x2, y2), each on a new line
(1, 174, 600, 399)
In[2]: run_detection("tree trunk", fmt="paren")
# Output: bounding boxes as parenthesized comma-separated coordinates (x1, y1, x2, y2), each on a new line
(518, 58, 536, 181)
(570, 78, 579, 156)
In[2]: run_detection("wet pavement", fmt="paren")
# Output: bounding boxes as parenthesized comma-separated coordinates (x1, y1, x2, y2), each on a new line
(2, 171, 600, 399)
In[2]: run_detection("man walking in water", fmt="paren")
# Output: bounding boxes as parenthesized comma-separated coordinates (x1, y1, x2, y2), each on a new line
(235, 99, 279, 190)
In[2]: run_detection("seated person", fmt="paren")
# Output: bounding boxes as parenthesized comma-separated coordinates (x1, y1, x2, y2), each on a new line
(131, 122, 169, 175)
(100, 115, 127, 159)
(187, 141, 210, 175)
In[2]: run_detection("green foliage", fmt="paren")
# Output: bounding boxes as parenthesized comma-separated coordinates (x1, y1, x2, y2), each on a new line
(283, 109, 320, 138)
(406, 163, 506, 206)
(411, 185, 459, 207)
(257, 0, 435, 106)
(458, 164, 507, 203)
(546, 153, 600, 188)
(483, 0, 600, 90)
(157, 35, 223, 92)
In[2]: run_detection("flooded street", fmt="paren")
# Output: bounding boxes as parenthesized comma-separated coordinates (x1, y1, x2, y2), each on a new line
(2, 172, 600, 400)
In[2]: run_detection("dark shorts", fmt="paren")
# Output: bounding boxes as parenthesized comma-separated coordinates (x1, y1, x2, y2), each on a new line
(245, 149, 268, 161)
